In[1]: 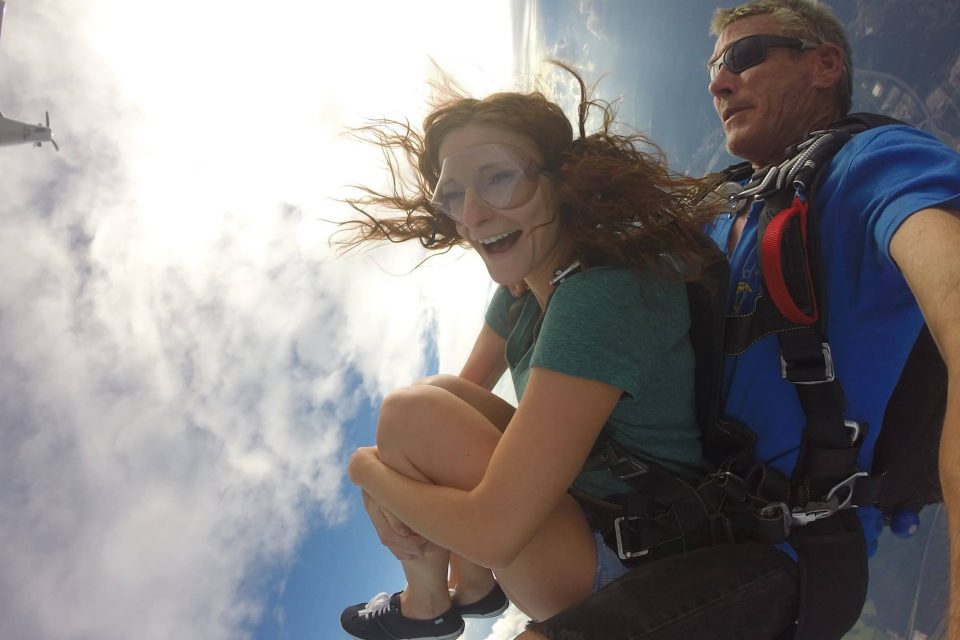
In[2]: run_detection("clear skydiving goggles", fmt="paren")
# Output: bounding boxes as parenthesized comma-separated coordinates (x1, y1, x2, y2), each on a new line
(429, 143, 550, 223)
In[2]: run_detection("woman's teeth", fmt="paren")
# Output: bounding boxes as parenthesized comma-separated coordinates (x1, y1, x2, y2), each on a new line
(479, 231, 517, 245)
(478, 230, 521, 254)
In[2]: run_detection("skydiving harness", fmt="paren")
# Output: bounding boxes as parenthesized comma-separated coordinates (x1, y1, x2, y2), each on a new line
(574, 113, 947, 640)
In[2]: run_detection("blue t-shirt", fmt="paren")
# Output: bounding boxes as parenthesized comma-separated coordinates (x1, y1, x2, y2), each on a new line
(705, 124, 960, 554)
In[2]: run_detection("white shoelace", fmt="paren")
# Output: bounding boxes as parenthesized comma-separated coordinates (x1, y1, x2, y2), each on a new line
(358, 592, 392, 620)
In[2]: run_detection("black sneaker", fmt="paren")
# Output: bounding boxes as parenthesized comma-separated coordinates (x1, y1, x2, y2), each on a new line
(454, 583, 509, 619)
(340, 592, 465, 640)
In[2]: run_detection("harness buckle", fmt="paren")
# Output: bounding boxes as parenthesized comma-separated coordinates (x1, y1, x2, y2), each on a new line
(788, 471, 870, 527)
(780, 342, 835, 384)
(613, 516, 651, 561)
(790, 496, 839, 526)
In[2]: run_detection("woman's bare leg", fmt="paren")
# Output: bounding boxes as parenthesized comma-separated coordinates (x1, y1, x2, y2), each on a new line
(375, 383, 596, 621)
(415, 374, 516, 433)
(447, 555, 496, 606)
(415, 375, 513, 606)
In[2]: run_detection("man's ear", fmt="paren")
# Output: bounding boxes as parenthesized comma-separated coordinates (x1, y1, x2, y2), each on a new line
(810, 42, 845, 90)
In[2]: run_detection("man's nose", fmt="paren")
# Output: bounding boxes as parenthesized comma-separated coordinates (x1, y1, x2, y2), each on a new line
(460, 189, 493, 227)
(708, 64, 736, 100)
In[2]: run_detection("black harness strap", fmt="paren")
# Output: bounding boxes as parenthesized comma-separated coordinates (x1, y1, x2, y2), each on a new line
(733, 114, 904, 638)
(580, 436, 715, 562)
(792, 509, 869, 639)
(580, 434, 798, 559)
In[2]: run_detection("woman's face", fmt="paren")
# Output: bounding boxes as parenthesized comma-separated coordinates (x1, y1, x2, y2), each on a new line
(434, 123, 568, 289)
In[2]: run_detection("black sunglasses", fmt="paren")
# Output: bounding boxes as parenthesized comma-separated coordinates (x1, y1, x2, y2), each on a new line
(709, 34, 818, 80)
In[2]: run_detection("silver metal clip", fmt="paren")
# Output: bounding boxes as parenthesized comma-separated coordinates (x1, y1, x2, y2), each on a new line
(844, 420, 862, 446)
(611, 458, 649, 480)
(826, 471, 869, 510)
(738, 164, 780, 200)
(789, 471, 868, 527)
(790, 496, 839, 526)
(613, 516, 651, 561)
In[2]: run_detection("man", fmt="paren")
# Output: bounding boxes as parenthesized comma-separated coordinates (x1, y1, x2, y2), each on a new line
(517, 1, 960, 638)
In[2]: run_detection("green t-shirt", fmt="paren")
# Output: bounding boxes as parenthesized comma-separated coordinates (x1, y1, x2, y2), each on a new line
(485, 266, 706, 498)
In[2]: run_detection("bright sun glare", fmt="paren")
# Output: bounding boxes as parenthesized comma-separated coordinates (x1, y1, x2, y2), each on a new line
(81, 0, 517, 268)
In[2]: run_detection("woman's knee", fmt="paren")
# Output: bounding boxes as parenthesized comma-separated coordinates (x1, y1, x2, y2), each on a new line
(414, 373, 461, 392)
(376, 384, 448, 449)
(414, 374, 514, 431)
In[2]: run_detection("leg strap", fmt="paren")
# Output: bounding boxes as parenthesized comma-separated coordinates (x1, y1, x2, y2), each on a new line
(790, 509, 868, 640)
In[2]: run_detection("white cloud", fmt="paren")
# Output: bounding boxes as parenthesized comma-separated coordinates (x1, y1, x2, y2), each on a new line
(0, 0, 512, 638)
(482, 605, 531, 640)
(579, 0, 608, 40)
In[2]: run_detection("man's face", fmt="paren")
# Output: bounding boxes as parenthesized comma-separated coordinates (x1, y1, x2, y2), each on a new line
(708, 15, 822, 167)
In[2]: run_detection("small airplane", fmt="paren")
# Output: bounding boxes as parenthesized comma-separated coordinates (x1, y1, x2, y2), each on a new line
(0, 1, 58, 151)
(0, 111, 59, 150)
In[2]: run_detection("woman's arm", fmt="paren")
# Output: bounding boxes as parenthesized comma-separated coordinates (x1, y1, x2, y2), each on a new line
(350, 365, 622, 569)
(459, 323, 508, 390)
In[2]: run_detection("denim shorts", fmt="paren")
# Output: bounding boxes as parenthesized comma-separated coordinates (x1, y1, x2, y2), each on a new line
(593, 531, 629, 591)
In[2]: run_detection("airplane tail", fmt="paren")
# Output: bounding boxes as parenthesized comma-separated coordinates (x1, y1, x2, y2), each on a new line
(45, 111, 60, 151)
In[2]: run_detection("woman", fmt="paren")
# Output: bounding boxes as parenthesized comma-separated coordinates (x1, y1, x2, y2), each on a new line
(338, 66, 722, 640)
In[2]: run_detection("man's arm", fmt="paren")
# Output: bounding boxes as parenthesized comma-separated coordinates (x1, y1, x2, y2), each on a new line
(889, 206, 960, 638)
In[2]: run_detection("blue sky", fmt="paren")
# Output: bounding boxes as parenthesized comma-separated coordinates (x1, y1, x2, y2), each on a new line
(251, 394, 404, 639)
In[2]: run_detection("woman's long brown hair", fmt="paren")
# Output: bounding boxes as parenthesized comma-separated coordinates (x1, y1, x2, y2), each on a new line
(335, 62, 723, 280)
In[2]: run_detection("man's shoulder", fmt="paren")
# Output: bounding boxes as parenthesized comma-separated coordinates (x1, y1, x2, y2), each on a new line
(818, 122, 960, 208)
(830, 122, 946, 170)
